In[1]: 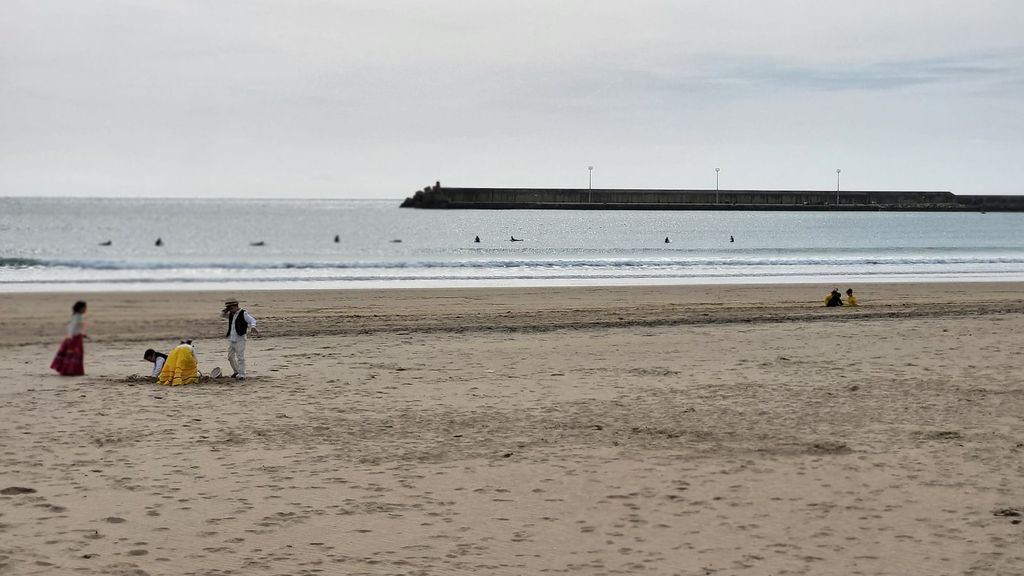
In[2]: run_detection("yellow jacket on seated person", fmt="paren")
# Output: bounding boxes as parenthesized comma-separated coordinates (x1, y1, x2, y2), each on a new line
(158, 343, 200, 386)
(844, 289, 858, 306)
(824, 290, 843, 307)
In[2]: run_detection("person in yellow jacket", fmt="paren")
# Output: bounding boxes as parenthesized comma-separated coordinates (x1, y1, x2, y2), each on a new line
(158, 342, 200, 386)
(824, 288, 843, 307)
(845, 288, 859, 306)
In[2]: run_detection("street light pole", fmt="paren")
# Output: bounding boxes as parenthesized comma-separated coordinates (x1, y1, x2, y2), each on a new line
(715, 168, 720, 204)
(836, 169, 841, 205)
(588, 166, 593, 203)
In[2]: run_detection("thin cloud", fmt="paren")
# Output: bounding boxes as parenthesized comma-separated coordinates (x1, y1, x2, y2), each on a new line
(687, 53, 1024, 93)
(512, 51, 1024, 113)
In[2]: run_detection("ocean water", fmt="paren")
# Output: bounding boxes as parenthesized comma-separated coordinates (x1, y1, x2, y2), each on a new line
(1, 197, 1023, 292)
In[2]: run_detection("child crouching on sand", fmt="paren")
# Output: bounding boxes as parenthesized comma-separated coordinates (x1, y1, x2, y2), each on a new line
(143, 348, 168, 379)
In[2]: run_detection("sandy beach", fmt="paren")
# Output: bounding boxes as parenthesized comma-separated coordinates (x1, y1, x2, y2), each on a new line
(1, 282, 1023, 575)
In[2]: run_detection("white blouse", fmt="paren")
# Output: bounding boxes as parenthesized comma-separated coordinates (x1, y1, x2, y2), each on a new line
(67, 313, 84, 337)
(151, 355, 167, 377)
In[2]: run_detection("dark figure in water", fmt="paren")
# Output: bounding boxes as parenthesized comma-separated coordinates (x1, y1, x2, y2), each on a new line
(334, 234, 340, 243)
(250, 241, 265, 247)
(510, 236, 523, 242)
(99, 240, 112, 246)
(155, 237, 163, 247)
(730, 235, 734, 243)
(664, 237, 670, 243)
(474, 236, 480, 243)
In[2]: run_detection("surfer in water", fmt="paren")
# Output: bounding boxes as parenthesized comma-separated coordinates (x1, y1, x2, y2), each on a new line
(510, 236, 523, 242)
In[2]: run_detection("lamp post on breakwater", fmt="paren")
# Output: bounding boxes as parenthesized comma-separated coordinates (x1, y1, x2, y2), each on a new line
(836, 169, 841, 205)
(715, 168, 720, 204)
(588, 166, 593, 203)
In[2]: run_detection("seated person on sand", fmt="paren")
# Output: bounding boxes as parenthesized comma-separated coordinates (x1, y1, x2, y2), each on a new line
(845, 288, 858, 306)
(143, 348, 168, 379)
(824, 288, 843, 307)
(158, 341, 201, 386)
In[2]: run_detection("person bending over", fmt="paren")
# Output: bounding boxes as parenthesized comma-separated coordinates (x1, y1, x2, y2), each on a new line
(143, 348, 168, 378)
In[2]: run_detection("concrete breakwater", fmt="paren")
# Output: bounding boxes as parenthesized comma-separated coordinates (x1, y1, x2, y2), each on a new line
(401, 184, 1024, 211)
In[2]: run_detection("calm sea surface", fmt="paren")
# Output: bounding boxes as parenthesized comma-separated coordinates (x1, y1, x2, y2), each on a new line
(1, 197, 1023, 292)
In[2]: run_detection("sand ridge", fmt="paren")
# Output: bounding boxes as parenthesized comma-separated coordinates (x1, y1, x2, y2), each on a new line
(1, 282, 1022, 347)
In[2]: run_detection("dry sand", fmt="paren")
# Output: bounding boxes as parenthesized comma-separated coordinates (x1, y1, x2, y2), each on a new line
(1, 283, 1023, 575)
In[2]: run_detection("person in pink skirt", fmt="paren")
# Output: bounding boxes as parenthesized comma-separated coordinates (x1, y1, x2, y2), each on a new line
(51, 300, 87, 376)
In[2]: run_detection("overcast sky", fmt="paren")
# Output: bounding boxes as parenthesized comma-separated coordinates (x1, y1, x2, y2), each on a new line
(3, 1, 1023, 198)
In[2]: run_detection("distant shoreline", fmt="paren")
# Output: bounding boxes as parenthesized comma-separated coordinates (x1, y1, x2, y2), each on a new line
(5, 274, 1024, 295)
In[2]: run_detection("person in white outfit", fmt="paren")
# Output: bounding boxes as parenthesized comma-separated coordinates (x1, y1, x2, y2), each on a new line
(221, 298, 260, 379)
(143, 348, 168, 378)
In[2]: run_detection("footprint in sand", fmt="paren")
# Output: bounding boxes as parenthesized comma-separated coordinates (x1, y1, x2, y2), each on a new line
(1, 486, 37, 495)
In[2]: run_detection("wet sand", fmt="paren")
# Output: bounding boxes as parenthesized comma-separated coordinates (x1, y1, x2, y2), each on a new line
(1, 283, 1023, 575)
